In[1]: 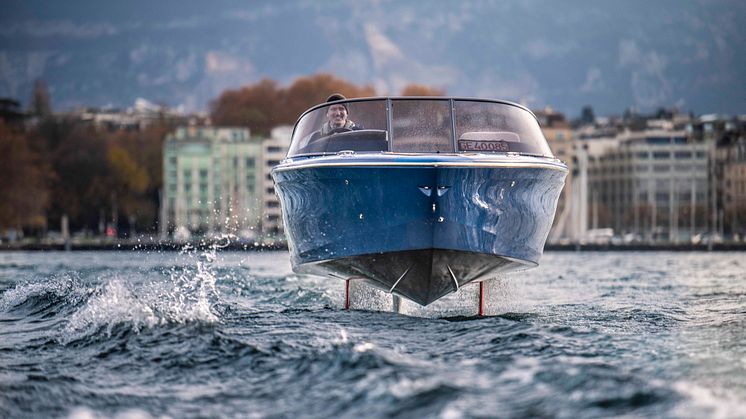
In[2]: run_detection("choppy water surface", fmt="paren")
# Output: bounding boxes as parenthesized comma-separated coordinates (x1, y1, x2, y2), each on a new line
(0, 249, 744, 418)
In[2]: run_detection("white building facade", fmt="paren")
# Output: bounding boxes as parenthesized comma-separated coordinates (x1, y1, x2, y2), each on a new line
(578, 130, 709, 242)
(260, 126, 292, 238)
(160, 126, 262, 240)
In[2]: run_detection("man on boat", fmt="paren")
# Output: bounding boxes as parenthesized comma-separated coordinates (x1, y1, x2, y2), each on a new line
(309, 94, 362, 142)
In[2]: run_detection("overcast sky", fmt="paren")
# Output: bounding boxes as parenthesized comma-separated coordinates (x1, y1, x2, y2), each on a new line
(2, 0, 744, 116)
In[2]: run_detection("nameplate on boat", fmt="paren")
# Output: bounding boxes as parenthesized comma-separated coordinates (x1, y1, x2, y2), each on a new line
(458, 131, 520, 152)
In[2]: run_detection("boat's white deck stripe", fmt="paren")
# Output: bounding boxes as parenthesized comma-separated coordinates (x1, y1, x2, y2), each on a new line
(274, 160, 568, 172)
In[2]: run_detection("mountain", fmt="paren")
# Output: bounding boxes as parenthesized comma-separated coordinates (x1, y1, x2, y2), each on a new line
(1, 0, 744, 116)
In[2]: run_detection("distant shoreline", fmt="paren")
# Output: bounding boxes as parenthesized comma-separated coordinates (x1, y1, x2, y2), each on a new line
(0, 242, 289, 252)
(1, 242, 745, 252)
(544, 243, 746, 251)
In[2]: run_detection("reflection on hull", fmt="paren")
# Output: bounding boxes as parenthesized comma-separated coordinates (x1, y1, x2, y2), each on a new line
(273, 154, 567, 306)
(300, 249, 529, 306)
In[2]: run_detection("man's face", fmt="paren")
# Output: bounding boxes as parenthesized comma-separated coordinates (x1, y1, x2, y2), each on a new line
(327, 104, 348, 127)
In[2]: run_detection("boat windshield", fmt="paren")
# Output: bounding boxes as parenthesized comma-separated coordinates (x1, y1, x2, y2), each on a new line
(287, 98, 553, 158)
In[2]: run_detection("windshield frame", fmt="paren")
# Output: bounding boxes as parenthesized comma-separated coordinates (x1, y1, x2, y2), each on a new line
(288, 97, 551, 159)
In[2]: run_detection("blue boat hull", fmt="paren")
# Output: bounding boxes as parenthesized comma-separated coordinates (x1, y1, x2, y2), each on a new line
(273, 156, 566, 305)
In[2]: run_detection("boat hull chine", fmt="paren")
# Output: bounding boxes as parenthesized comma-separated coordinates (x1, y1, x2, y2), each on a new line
(299, 249, 529, 306)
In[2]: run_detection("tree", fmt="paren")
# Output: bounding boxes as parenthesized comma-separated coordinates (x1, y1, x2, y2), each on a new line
(105, 143, 150, 234)
(210, 74, 375, 136)
(0, 122, 48, 232)
(47, 125, 109, 231)
(210, 78, 282, 134)
(104, 124, 171, 232)
(400, 84, 445, 96)
(281, 73, 375, 122)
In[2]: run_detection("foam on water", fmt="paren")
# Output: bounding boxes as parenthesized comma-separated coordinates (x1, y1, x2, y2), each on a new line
(61, 243, 224, 341)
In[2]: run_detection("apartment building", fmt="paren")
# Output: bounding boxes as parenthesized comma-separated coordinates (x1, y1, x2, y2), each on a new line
(534, 107, 574, 242)
(160, 126, 262, 240)
(584, 130, 709, 242)
(260, 126, 292, 237)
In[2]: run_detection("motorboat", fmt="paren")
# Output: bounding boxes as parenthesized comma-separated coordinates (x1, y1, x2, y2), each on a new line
(271, 97, 567, 310)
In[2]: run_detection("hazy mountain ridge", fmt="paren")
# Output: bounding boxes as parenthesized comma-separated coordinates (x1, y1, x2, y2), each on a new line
(1, 0, 744, 116)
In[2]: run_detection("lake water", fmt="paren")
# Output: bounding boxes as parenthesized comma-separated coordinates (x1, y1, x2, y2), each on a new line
(1, 249, 744, 418)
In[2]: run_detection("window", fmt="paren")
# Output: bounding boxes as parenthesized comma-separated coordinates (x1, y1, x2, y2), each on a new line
(288, 100, 388, 156)
(653, 151, 670, 159)
(392, 99, 452, 153)
(454, 100, 552, 156)
(287, 98, 553, 157)
(246, 158, 255, 168)
(646, 137, 670, 145)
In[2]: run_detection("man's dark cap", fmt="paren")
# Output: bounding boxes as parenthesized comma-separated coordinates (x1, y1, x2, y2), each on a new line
(326, 93, 347, 102)
(326, 93, 348, 112)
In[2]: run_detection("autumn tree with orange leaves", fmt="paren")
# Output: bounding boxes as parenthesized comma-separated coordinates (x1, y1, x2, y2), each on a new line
(0, 121, 48, 233)
(210, 74, 444, 135)
(210, 74, 376, 136)
(400, 84, 445, 96)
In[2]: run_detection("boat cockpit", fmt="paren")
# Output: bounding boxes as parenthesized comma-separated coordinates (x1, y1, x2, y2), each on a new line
(287, 97, 555, 159)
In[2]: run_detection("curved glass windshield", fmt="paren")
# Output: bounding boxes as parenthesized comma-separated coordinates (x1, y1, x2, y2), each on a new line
(287, 98, 553, 158)
(288, 100, 388, 157)
(453, 100, 553, 156)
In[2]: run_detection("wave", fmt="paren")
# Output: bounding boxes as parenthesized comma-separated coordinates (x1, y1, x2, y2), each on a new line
(0, 273, 87, 316)
(0, 247, 227, 345)
(61, 249, 223, 342)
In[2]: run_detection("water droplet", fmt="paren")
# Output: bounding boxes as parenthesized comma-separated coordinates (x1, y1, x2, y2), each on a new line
(359, 213, 364, 220)
(438, 216, 445, 222)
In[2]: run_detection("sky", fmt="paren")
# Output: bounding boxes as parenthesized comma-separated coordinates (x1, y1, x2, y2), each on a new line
(1, 0, 745, 117)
